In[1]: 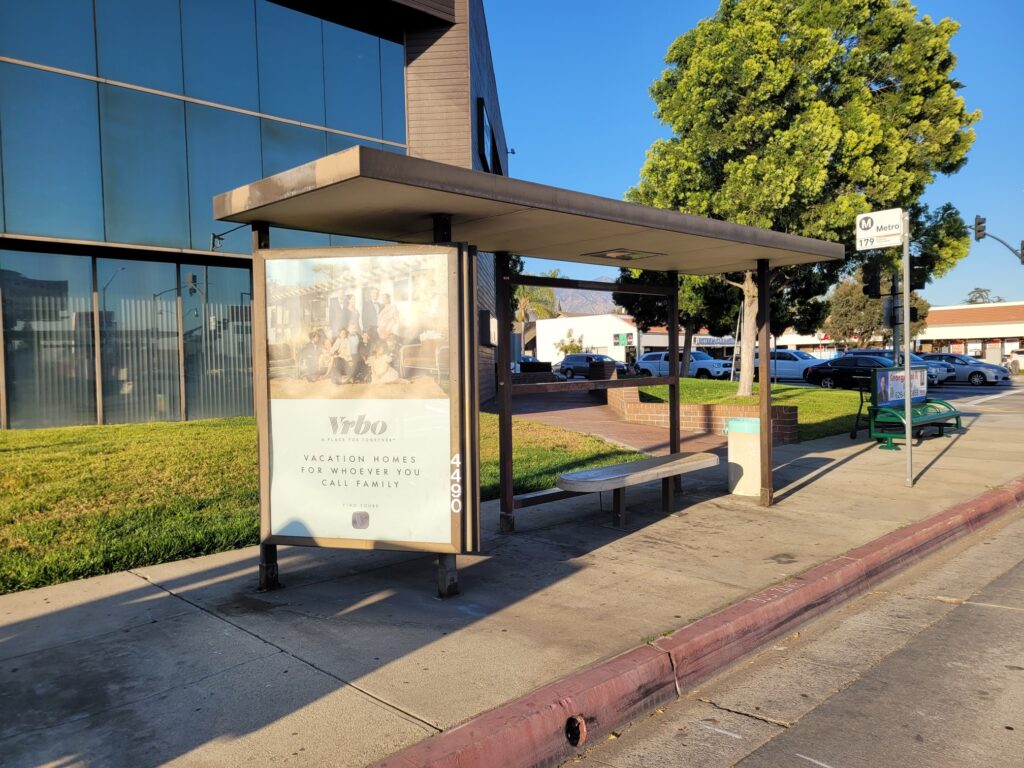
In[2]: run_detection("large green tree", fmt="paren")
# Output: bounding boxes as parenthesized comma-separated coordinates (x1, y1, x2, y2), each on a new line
(824, 271, 928, 348)
(629, 0, 977, 394)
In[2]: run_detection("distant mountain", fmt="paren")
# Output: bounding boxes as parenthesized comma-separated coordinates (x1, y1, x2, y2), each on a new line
(554, 274, 619, 316)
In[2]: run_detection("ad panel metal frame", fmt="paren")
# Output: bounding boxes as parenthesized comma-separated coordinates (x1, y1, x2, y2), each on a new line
(252, 243, 479, 556)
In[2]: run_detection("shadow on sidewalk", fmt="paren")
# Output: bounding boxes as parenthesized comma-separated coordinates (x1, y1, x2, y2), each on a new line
(0, 474, 728, 768)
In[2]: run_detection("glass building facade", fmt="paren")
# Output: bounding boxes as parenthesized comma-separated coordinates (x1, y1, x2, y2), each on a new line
(0, 0, 407, 428)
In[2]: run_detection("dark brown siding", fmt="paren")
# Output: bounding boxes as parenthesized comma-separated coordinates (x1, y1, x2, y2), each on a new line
(405, 0, 471, 167)
(395, 0, 455, 23)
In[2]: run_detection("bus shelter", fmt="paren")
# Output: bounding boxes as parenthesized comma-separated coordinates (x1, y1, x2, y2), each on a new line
(215, 146, 844, 596)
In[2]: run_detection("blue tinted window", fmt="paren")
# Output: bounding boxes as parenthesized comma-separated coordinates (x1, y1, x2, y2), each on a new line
(181, 264, 253, 419)
(1, 250, 97, 428)
(256, 1, 325, 124)
(261, 119, 328, 248)
(181, 0, 259, 111)
(324, 23, 381, 138)
(100, 86, 189, 247)
(186, 104, 262, 253)
(0, 65, 104, 240)
(380, 39, 406, 144)
(261, 119, 326, 176)
(95, 0, 184, 93)
(326, 133, 382, 155)
(0, 0, 97, 74)
(97, 258, 181, 424)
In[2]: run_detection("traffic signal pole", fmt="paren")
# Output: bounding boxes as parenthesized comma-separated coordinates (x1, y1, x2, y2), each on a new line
(902, 211, 913, 488)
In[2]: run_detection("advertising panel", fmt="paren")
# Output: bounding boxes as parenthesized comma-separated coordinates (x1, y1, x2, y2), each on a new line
(253, 245, 479, 554)
(873, 366, 928, 407)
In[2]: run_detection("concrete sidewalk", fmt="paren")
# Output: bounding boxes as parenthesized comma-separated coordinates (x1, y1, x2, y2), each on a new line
(2, 394, 1023, 767)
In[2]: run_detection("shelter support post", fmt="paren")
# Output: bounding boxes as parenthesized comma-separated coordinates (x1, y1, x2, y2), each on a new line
(495, 252, 515, 532)
(253, 222, 281, 591)
(667, 271, 681, 502)
(756, 259, 774, 507)
(429, 214, 461, 597)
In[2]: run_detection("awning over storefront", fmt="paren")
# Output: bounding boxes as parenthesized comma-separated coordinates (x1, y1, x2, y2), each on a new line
(214, 146, 844, 275)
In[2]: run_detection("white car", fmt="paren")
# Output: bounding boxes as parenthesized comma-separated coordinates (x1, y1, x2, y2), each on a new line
(635, 350, 732, 379)
(752, 350, 822, 380)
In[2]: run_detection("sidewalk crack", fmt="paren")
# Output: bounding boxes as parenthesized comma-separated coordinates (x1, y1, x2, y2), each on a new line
(697, 697, 792, 729)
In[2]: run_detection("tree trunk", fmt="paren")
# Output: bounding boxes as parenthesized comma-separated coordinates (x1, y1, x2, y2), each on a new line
(737, 270, 758, 397)
(680, 319, 695, 378)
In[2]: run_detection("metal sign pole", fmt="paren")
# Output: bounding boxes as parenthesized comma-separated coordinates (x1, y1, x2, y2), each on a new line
(902, 211, 913, 487)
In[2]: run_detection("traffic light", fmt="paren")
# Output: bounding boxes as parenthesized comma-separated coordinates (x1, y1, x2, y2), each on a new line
(909, 307, 919, 323)
(910, 256, 928, 291)
(974, 215, 987, 241)
(862, 269, 881, 298)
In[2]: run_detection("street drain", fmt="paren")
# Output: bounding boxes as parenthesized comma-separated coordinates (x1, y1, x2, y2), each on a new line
(565, 715, 587, 747)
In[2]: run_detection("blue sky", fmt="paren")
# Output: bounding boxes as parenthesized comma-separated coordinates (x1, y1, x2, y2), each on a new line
(485, 0, 1023, 307)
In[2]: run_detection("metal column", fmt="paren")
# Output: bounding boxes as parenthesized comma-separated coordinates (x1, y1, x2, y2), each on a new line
(666, 270, 681, 508)
(253, 222, 280, 592)
(434, 214, 461, 597)
(756, 259, 774, 506)
(495, 252, 515, 532)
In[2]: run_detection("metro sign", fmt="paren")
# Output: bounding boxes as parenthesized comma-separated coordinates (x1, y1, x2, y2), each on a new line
(855, 208, 904, 251)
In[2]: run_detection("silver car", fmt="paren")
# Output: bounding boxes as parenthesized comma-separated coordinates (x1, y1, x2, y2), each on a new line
(921, 353, 1013, 386)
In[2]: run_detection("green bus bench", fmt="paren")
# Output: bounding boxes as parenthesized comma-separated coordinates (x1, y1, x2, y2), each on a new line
(852, 366, 963, 450)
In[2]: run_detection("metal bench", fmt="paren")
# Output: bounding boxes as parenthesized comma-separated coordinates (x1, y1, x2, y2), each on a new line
(557, 452, 720, 527)
(851, 365, 963, 450)
(869, 400, 962, 450)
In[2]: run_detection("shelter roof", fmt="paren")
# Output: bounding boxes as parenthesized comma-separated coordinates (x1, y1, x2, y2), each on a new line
(215, 146, 844, 275)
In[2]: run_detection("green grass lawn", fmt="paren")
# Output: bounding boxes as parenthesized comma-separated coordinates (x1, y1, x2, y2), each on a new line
(640, 379, 862, 442)
(0, 415, 642, 594)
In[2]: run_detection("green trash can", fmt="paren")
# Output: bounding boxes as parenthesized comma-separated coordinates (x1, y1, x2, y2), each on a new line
(726, 417, 760, 496)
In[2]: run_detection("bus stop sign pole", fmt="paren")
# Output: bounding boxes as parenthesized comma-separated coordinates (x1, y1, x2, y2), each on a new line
(902, 211, 913, 488)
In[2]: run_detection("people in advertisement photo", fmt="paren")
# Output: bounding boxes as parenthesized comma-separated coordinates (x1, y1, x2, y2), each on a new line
(266, 254, 451, 400)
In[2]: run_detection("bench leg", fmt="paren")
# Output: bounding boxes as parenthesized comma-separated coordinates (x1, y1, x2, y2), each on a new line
(662, 477, 674, 514)
(613, 488, 627, 528)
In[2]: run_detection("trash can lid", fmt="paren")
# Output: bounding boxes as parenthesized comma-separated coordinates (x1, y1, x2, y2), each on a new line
(725, 417, 760, 434)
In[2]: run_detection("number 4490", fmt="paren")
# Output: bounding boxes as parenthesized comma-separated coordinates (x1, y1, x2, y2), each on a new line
(449, 454, 463, 515)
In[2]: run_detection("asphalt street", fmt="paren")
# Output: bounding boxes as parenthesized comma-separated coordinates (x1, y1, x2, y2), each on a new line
(568, 509, 1024, 768)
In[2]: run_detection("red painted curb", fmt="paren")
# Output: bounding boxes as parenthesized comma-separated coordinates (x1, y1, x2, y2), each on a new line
(375, 645, 676, 768)
(374, 477, 1024, 768)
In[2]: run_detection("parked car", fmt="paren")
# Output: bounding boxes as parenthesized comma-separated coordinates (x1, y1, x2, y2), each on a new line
(841, 349, 949, 386)
(552, 353, 627, 379)
(920, 353, 1013, 386)
(803, 355, 894, 389)
(635, 349, 732, 379)
(748, 349, 822, 380)
(510, 355, 540, 373)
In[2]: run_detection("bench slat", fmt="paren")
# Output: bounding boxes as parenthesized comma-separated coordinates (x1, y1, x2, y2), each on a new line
(556, 452, 720, 493)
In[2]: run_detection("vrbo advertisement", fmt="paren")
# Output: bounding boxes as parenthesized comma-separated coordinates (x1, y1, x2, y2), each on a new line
(254, 245, 478, 553)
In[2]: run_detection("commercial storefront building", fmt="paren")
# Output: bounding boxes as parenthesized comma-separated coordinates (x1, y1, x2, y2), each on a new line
(0, 0, 506, 429)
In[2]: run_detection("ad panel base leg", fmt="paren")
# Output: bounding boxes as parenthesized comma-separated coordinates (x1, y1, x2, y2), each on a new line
(258, 542, 281, 592)
(437, 553, 459, 598)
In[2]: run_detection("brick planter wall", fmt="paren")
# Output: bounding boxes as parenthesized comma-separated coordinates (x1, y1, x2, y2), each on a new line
(607, 387, 799, 444)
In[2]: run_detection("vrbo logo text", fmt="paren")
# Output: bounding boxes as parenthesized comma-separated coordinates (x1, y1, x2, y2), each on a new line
(328, 415, 388, 436)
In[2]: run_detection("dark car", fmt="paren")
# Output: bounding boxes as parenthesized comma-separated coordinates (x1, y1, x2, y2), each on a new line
(803, 355, 894, 389)
(553, 353, 627, 379)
